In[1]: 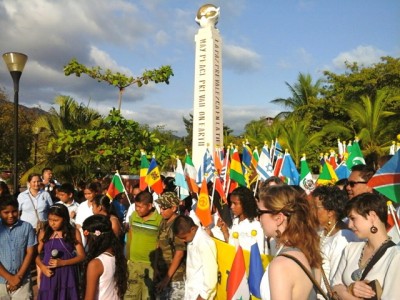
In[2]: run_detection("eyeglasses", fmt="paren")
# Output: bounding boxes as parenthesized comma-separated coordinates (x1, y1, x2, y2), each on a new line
(256, 208, 275, 217)
(347, 181, 367, 188)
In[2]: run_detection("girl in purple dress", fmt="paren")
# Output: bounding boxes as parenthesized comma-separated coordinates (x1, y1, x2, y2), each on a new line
(36, 204, 85, 300)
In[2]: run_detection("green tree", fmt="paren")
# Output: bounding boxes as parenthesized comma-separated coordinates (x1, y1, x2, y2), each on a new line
(64, 58, 174, 110)
(270, 73, 322, 119)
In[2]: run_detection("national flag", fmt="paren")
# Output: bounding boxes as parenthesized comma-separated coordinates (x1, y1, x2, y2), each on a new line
(256, 143, 273, 181)
(197, 148, 215, 185)
(389, 141, 396, 155)
(139, 150, 150, 191)
(175, 157, 189, 199)
(195, 178, 212, 227)
(299, 154, 315, 194)
(338, 139, 344, 162)
(146, 158, 164, 195)
(317, 161, 338, 185)
(106, 172, 125, 200)
(253, 147, 259, 162)
(279, 152, 300, 185)
(273, 154, 283, 177)
(335, 160, 350, 180)
(329, 150, 338, 169)
(347, 139, 365, 170)
(387, 201, 400, 244)
(184, 152, 199, 194)
(229, 148, 247, 187)
(242, 144, 258, 187)
(269, 140, 276, 165)
(368, 150, 400, 203)
(214, 147, 224, 175)
(214, 176, 227, 204)
(248, 242, 264, 298)
(226, 246, 250, 300)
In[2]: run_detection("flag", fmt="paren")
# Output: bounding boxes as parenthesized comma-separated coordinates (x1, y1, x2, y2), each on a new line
(347, 139, 365, 170)
(367, 150, 400, 203)
(279, 152, 300, 185)
(146, 158, 164, 195)
(299, 154, 315, 194)
(139, 150, 150, 191)
(256, 143, 273, 181)
(184, 152, 199, 194)
(226, 246, 250, 300)
(273, 154, 283, 177)
(317, 161, 338, 185)
(387, 202, 400, 244)
(338, 139, 344, 162)
(329, 150, 338, 170)
(197, 148, 215, 185)
(248, 242, 264, 298)
(214, 176, 227, 204)
(175, 157, 189, 200)
(389, 141, 396, 155)
(106, 173, 125, 200)
(242, 144, 258, 187)
(230, 148, 247, 187)
(335, 161, 351, 180)
(253, 147, 259, 162)
(195, 178, 212, 227)
(214, 147, 224, 175)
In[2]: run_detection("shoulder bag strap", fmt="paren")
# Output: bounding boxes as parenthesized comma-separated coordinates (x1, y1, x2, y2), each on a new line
(279, 253, 329, 300)
(27, 193, 41, 221)
(360, 240, 396, 281)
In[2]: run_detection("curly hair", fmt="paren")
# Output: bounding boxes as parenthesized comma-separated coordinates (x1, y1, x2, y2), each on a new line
(311, 185, 348, 221)
(258, 185, 322, 268)
(230, 186, 258, 221)
(41, 204, 77, 245)
(81, 215, 128, 298)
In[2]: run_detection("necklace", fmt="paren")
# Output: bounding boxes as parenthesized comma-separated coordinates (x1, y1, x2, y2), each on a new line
(351, 237, 392, 281)
(320, 221, 338, 247)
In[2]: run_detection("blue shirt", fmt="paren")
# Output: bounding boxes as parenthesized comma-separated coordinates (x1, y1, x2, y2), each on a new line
(0, 220, 37, 284)
(17, 189, 53, 228)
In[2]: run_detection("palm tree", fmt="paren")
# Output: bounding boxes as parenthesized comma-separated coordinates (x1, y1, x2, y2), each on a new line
(271, 73, 322, 119)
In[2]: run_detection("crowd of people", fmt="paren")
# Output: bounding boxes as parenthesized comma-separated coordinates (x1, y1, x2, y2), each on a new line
(0, 163, 399, 299)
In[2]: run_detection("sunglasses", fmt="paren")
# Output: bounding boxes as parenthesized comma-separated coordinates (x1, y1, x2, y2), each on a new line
(256, 208, 275, 217)
(347, 181, 367, 188)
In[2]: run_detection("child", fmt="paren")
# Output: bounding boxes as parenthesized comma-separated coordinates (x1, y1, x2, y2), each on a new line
(36, 203, 85, 299)
(56, 182, 80, 225)
(75, 182, 98, 245)
(82, 215, 128, 300)
(172, 215, 218, 300)
(92, 194, 123, 238)
(0, 195, 36, 299)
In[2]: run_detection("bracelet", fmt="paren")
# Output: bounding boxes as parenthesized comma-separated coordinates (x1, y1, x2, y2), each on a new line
(347, 283, 355, 296)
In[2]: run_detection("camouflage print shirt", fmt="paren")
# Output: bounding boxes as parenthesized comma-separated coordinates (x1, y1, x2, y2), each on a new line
(156, 218, 186, 282)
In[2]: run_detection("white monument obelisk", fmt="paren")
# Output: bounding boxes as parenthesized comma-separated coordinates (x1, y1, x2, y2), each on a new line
(192, 4, 223, 169)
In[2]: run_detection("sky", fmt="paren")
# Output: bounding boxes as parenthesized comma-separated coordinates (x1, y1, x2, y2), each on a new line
(0, 0, 399, 137)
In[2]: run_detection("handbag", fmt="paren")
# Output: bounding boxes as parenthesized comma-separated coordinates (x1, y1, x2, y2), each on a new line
(279, 253, 341, 300)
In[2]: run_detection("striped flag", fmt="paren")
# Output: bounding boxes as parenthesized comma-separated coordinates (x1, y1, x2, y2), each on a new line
(175, 157, 189, 199)
(273, 154, 283, 177)
(368, 150, 400, 203)
(230, 148, 247, 187)
(299, 154, 315, 194)
(139, 150, 149, 191)
(256, 143, 273, 181)
(184, 152, 199, 194)
(106, 172, 125, 200)
(146, 158, 163, 195)
(197, 148, 215, 185)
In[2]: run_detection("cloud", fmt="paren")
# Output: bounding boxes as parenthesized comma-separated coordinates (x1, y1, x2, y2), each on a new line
(223, 44, 262, 73)
(332, 45, 387, 69)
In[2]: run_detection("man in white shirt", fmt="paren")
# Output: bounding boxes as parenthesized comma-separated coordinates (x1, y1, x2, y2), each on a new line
(173, 215, 217, 300)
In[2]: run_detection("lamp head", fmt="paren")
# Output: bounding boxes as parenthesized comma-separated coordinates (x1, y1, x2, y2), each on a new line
(2, 52, 28, 73)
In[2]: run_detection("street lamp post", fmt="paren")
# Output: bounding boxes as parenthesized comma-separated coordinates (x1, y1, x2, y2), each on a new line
(2, 52, 28, 196)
